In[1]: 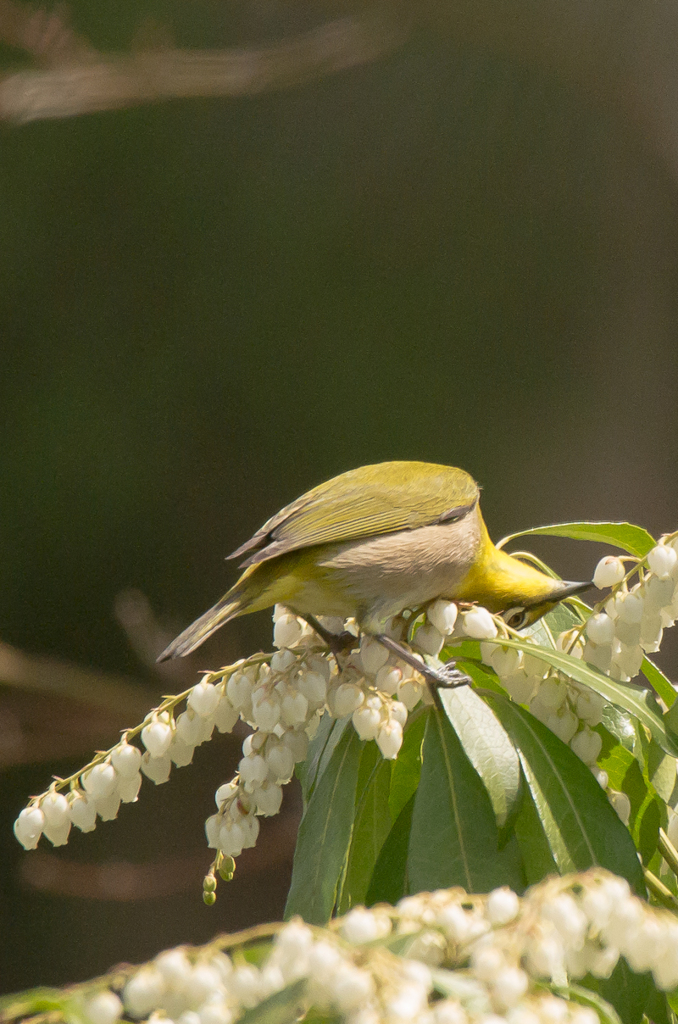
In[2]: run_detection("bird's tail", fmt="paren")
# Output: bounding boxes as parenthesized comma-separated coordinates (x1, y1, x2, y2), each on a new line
(157, 593, 243, 661)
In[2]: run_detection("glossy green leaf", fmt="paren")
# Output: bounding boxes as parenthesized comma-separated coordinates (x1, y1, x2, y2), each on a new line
(285, 726, 362, 923)
(642, 657, 677, 708)
(513, 784, 558, 883)
(552, 983, 623, 1024)
(476, 637, 678, 757)
(300, 714, 350, 802)
(437, 687, 521, 827)
(488, 696, 645, 892)
(498, 521, 655, 558)
(635, 794, 662, 865)
(366, 794, 414, 906)
(599, 959, 653, 1024)
(647, 738, 677, 803)
(337, 743, 393, 912)
(389, 711, 425, 822)
(407, 706, 523, 893)
(238, 980, 307, 1024)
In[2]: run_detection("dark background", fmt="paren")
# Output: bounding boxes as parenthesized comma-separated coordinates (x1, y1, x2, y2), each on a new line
(2, 0, 678, 995)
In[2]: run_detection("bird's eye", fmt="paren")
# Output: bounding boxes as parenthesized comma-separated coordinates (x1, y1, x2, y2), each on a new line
(503, 607, 529, 629)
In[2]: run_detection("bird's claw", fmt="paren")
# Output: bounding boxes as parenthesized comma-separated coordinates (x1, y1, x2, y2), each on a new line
(327, 630, 360, 657)
(428, 661, 472, 689)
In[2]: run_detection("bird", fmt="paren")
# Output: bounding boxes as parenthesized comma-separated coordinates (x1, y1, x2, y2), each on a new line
(158, 461, 591, 686)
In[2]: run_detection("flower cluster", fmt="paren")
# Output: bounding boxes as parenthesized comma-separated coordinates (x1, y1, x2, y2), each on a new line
(14, 869, 678, 1024)
(13, 537, 678, 867)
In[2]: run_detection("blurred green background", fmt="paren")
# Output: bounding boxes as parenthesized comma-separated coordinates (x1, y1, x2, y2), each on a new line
(2, 0, 678, 995)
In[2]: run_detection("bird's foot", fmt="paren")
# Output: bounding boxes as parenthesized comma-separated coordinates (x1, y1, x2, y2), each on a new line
(301, 615, 359, 656)
(432, 661, 473, 689)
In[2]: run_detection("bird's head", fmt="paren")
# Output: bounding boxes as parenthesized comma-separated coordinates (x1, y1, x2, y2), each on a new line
(455, 517, 593, 628)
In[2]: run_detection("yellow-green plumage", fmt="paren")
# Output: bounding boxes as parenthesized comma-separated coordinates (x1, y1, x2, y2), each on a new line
(159, 461, 588, 660)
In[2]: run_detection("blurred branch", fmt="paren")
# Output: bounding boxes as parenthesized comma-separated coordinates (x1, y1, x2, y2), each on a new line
(0, 638, 154, 718)
(0, 6, 409, 123)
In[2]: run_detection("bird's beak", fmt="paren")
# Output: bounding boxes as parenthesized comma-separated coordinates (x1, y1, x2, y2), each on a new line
(557, 580, 595, 600)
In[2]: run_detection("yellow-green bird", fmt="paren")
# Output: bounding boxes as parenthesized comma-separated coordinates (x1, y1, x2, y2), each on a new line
(159, 462, 591, 684)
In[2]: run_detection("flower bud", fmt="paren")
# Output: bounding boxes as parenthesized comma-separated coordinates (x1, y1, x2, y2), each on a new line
(141, 718, 173, 758)
(570, 726, 602, 765)
(397, 678, 424, 710)
(462, 608, 498, 639)
(427, 599, 458, 635)
(271, 649, 296, 674)
(168, 735, 195, 767)
(40, 791, 70, 828)
(608, 789, 631, 825)
(274, 613, 303, 649)
(375, 664, 402, 695)
(84, 990, 123, 1024)
(297, 670, 326, 703)
(214, 694, 239, 733)
(614, 592, 644, 624)
(13, 806, 44, 849)
(280, 690, 309, 727)
(111, 741, 142, 777)
(359, 636, 390, 676)
(376, 720, 403, 759)
(593, 556, 626, 589)
(252, 781, 283, 816)
(586, 613, 615, 645)
(251, 692, 281, 732)
(486, 886, 520, 924)
(95, 790, 122, 822)
(331, 683, 364, 717)
(414, 624, 445, 656)
(68, 790, 98, 832)
(140, 752, 172, 785)
(266, 741, 295, 782)
(352, 705, 382, 741)
(123, 968, 165, 1017)
(188, 680, 220, 718)
(648, 544, 677, 578)
(118, 771, 142, 803)
(227, 672, 253, 710)
(82, 763, 118, 800)
(239, 754, 269, 788)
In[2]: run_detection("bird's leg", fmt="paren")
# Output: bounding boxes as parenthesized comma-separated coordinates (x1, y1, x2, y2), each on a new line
(300, 613, 360, 657)
(298, 614, 470, 690)
(374, 634, 472, 690)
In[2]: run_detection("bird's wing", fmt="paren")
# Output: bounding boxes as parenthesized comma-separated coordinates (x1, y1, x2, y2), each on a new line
(228, 461, 479, 567)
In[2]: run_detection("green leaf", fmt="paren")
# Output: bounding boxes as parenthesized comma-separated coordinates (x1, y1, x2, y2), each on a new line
(238, 980, 308, 1024)
(635, 794, 662, 865)
(285, 726, 362, 923)
(488, 696, 645, 892)
(337, 743, 393, 912)
(366, 794, 414, 906)
(475, 637, 678, 757)
(642, 657, 677, 708)
(407, 706, 523, 893)
(598, 743, 654, 839)
(552, 983, 623, 1024)
(300, 714, 350, 803)
(647, 738, 677, 803)
(437, 687, 521, 828)
(389, 711, 425, 822)
(513, 785, 558, 883)
(498, 521, 655, 558)
(599, 958, 653, 1024)
(643, 985, 672, 1024)
(543, 601, 586, 637)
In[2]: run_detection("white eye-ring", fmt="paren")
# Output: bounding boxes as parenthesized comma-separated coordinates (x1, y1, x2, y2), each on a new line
(502, 606, 529, 630)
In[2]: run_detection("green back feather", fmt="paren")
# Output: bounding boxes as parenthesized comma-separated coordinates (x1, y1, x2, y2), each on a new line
(229, 461, 479, 567)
